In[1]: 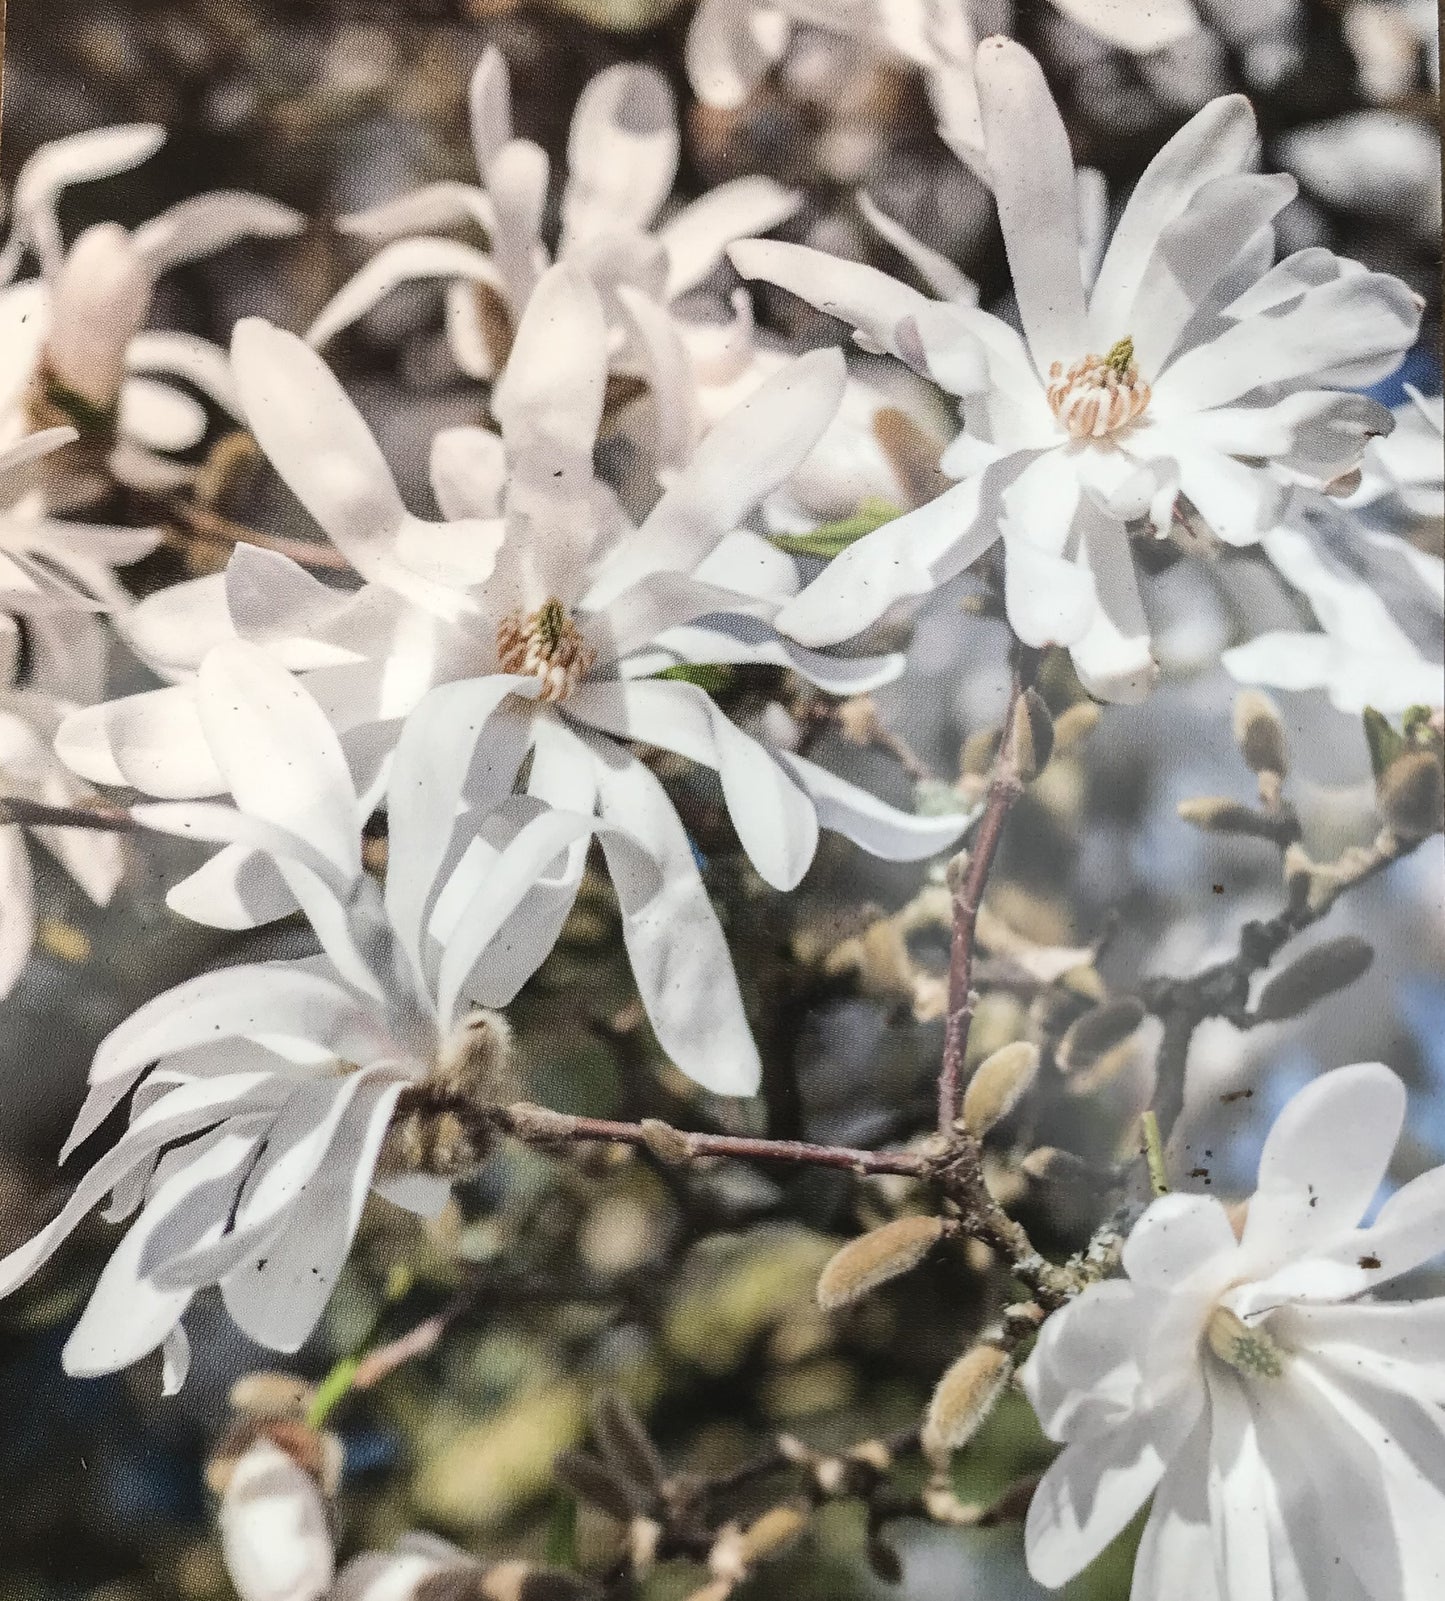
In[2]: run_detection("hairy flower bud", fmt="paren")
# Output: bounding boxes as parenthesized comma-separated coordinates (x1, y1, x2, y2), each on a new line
(1232, 690, 1289, 777)
(816, 1215, 949, 1310)
(1176, 797, 1278, 838)
(922, 1344, 1013, 1464)
(961, 1042, 1040, 1136)
(213, 1431, 338, 1601)
(1056, 998, 1145, 1074)
(1011, 689, 1055, 782)
(1377, 750, 1444, 841)
(1052, 702, 1101, 754)
(1254, 936, 1375, 1022)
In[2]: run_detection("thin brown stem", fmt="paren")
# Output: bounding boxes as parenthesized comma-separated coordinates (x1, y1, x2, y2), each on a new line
(937, 649, 1038, 1133)
(0, 797, 137, 831)
(160, 496, 354, 573)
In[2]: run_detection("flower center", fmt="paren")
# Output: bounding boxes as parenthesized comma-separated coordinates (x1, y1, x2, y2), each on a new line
(1206, 1305, 1285, 1380)
(495, 597, 595, 703)
(1046, 336, 1151, 441)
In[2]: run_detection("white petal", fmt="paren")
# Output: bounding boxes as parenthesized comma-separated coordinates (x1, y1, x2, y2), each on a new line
(13, 125, 164, 274)
(560, 64, 678, 247)
(1154, 268, 1421, 413)
(773, 473, 995, 648)
(196, 642, 361, 878)
(429, 427, 507, 520)
(974, 38, 1088, 374)
(56, 684, 224, 798)
(1025, 1414, 1172, 1588)
(337, 182, 494, 242)
(1184, 391, 1392, 488)
(1241, 1061, 1404, 1266)
(132, 191, 303, 275)
(1132, 1425, 1223, 1601)
(0, 826, 35, 1001)
(1124, 1192, 1239, 1287)
(569, 677, 819, 891)
(615, 284, 702, 473)
(857, 191, 977, 306)
(587, 346, 847, 606)
(685, 0, 787, 108)
(118, 375, 208, 452)
(774, 750, 975, 862)
(469, 45, 514, 172)
(1021, 1279, 1149, 1443)
(221, 1075, 403, 1350)
(305, 237, 506, 351)
(1069, 512, 1157, 703)
(484, 138, 548, 314)
(164, 842, 296, 930)
(1090, 94, 1258, 343)
(586, 731, 761, 1096)
(161, 1325, 191, 1394)
(660, 177, 801, 300)
(126, 330, 241, 417)
(1051, 0, 1199, 50)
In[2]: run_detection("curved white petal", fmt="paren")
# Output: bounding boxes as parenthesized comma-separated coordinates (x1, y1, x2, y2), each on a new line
(660, 177, 801, 300)
(305, 237, 506, 351)
(132, 192, 303, 275)
(561, 64, 679, 247)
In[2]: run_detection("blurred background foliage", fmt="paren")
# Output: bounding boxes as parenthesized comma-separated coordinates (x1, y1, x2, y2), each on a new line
(0, 2, 1440, 1599)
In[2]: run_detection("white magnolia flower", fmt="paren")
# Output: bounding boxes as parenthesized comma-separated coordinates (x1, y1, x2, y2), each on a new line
(0, 425, 159, 996)
(0, 123, 302, 499)
(220, 1437, 336, 1601)
(731, 38, 1420, 701)
(1021, 1061, 1445, 1598)
(308, 47, 797, 386)
(0, 642, 643, 1372)
(61, 267, 971, 1092)
(1350, 385, 1445, 518)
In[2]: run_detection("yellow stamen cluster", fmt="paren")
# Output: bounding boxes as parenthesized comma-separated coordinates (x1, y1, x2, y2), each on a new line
(1046, 335, 1151, 441)
(495, 597, 596, 703)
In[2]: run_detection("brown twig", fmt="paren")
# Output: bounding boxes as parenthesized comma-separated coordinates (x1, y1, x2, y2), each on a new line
(160, 496, 354, 573)
(0, 797, 137, 831)
(936, 649, 1038, 1133)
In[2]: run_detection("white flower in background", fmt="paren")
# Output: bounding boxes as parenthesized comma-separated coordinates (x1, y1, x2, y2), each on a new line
(1343, 0, 1439, 102)
(0, 124, 302, 500)
(61, 267, 971, 1093)
(1224, 396, 1444, 714)
(218, 1435, 337, 1601)
(685, 0, 1201, 121)
(1022, 1062, 1445, 1599)
(308, 47, 796, 385)
(1279, 110, 1442, 242)
(0, 643, 643, 1372)
(731, 38, 1420, 702)
(0, 425, 160, 996)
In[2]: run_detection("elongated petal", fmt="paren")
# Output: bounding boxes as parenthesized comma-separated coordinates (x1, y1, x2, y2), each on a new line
(660, 177, 801, 300)
(221, 1075, 403, 1351)
(469, 45, 513, 172)
(637, 615, 905, 697)
(56, 683, 224, 798)
(0, 827, 35, 1001)
(13, 125, 164, 274)
(975, 38, 1087, 374)
(588, 347, 847, 606)
(126, 330, 241, 416)
(586, 731, 761, 1095)
(338, 182, 495, 242)
(560, 64, 679, 246)
(429, 427, 508, 521)
(857, 191, 977, 306)
(570, 677, 818, 890)
(775, 751, 974, 861)
(306, 237, 506, 351)
(1052, 0, 1199, 49)
(685, 0, 788, 108)
(1090, 95, 1258, 342)
(132, 192, 303, 275)
(1022, 1279, 1147, 1443)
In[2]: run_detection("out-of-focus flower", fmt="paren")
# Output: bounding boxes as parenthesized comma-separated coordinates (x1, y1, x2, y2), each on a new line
(1279, 111, 1442, 240)
(216, 1433, 338, 1601)
(1022, 1061, 1445, 1598)
(0, 425, 158, 995)
(62, 269, 972, 1093)
(1343, 0, 1439, 101)
(333, 1532, 600, 1601)
(0, 125, 302, 500)
(733, 38, 1419, 701)
(1351, 385, 1445, 517)
(685, 0, 1201, 122)
(0, 642, 639, 1372)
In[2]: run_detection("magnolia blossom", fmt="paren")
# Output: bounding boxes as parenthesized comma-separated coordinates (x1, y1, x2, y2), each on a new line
(0, 425, 159, 995)
(60, 267, 971, 1092)
(0, 124, 301, 498)
(1022, 1062, 1445, 1598)
(308, 48, 932, 525)
(731, 38, 1420, 701)
(0, 643, 646, 1371)
(308, 47, 797, 387)
(1224, 392, 1443, 713)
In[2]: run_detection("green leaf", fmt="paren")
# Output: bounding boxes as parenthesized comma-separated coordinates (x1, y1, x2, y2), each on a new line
(1362, 706, 1407, 780)
(654, 663, 733, 693)
(768, 497, 902, 559)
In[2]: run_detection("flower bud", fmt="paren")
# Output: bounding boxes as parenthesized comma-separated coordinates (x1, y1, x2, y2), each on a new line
(46, 224, 154, 409)
(735, 1504, 808, 1564)
(961, 1042, 1039, 1136)
(1011, 689, 1054, 782)
(1052, 701, 1101, 753)
(216, 1435, 335, 1601)
(1176, 797, 1277, 838)
(1254, 936, 1374, 1022)
(1377, 750, 1443, 841)
(1056, 998, 1144, 1074)
(922, 1344, 1012, 1464)
(1232, 690, 1288, 777)
(816, 1215, 948, 1310)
